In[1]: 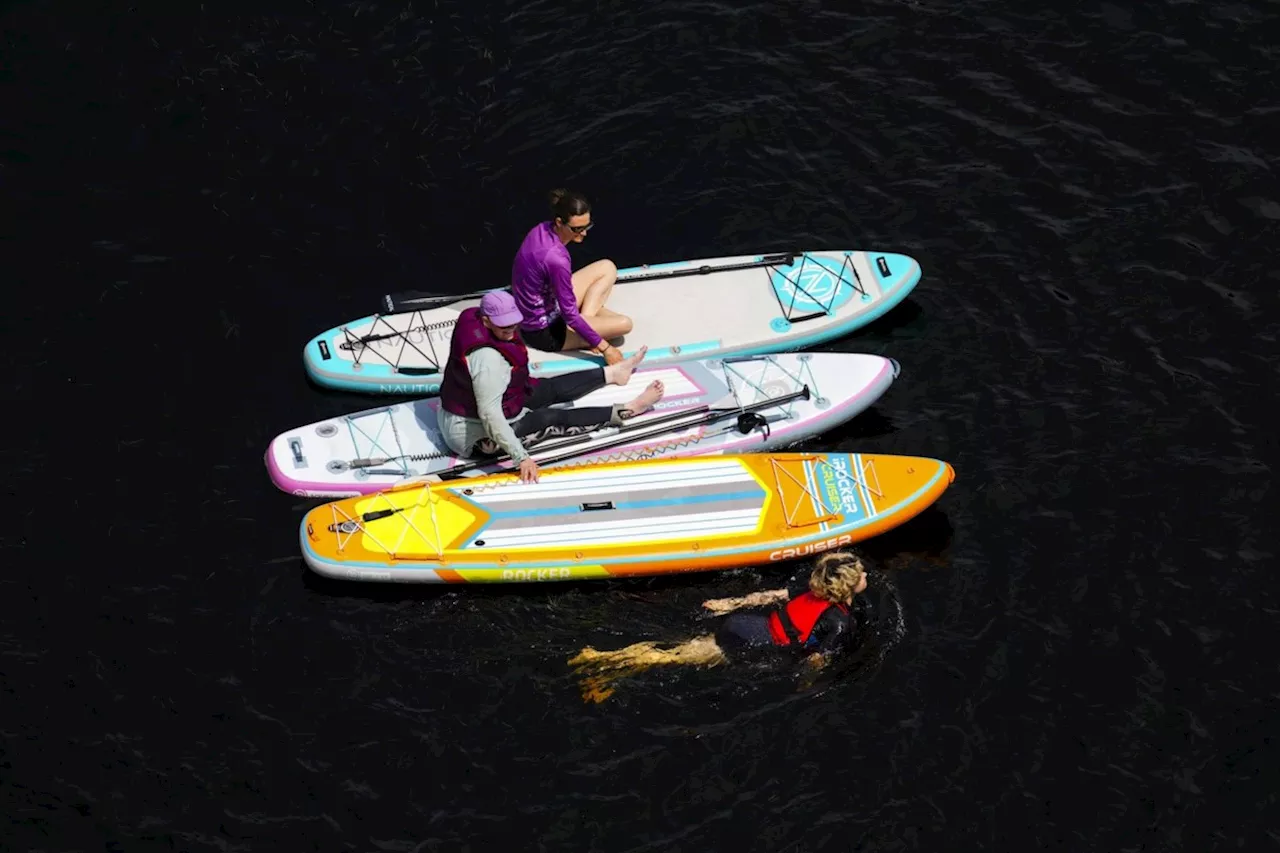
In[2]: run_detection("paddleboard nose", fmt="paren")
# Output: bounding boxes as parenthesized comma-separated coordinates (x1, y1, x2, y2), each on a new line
(945, 462, 956, 484)
(871, 253, 920, 292)
(302, 334, 328, 372)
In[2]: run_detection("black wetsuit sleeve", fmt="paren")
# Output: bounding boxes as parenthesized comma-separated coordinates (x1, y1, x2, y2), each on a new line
(804, 608, 851, 655)
(811, 597, 871, 655)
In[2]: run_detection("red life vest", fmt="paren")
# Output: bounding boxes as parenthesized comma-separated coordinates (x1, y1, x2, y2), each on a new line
(767, 592, 849, 646)
(439, 306, 539, 420)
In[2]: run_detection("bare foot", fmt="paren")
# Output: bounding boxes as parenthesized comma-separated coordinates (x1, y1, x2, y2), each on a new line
(621, 380, 664, 418)
(603, 345, 648, 386)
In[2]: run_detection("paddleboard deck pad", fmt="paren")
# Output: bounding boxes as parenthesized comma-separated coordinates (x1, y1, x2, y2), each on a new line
(303, 249, 921, 394)
(267, 352, 900, 498)
(298, 452, 955, 584)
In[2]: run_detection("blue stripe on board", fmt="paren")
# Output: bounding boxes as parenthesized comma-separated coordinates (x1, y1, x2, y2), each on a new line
(618, 259, 703, 274)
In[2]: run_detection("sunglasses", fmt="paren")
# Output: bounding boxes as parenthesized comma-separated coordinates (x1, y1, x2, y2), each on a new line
(563, 220, 594, 234)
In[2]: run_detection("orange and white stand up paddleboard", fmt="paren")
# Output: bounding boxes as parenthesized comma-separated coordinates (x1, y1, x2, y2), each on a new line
(298, 452, 955, 584)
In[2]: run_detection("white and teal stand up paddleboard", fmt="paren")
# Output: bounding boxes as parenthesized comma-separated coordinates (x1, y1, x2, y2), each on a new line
(302, 249, 921, 395)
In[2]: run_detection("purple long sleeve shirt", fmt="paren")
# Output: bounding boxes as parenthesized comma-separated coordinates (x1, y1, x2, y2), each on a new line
(510, 221, 603, 349)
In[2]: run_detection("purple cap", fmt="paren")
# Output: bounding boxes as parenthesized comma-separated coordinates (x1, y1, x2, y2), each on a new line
(480, 290, 523, 327)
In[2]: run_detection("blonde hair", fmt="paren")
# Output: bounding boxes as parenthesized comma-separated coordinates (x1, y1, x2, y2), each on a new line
(809, 551, 867, 603)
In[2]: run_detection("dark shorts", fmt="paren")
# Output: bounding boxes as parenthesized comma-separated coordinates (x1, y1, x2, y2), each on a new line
(522, 316, 568, 352)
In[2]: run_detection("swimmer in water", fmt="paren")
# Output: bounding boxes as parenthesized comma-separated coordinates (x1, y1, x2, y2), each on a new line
(568, 551, 870, 703)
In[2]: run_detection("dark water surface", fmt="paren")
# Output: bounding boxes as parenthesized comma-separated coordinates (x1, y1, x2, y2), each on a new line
(5, 0, 1277, 849)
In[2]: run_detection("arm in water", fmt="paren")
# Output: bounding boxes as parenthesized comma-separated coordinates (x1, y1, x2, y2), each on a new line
(701, 570, 811, 614)
(467, 347, 529, 464)
(802, 595, 873, 675)
(801, 607, 856, 670)
(701, 589, 789, 614)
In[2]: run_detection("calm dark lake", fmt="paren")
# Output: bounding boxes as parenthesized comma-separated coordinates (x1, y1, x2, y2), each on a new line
(4, 1, 1275, 850)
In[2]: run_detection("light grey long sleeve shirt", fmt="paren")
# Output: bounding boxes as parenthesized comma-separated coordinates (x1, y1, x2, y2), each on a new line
(437, 346, 530, 463)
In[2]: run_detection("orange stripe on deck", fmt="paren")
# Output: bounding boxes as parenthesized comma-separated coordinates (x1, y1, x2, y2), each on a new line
(436, 569, 467, 583)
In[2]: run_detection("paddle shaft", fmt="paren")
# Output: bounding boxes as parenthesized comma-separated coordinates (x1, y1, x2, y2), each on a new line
(381, 252, 799, 313)
(436, 385, 811, 480)
(347, 399, 721, 470)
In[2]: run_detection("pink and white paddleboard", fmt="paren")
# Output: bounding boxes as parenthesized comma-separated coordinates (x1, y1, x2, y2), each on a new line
(266, 352, 898, 498)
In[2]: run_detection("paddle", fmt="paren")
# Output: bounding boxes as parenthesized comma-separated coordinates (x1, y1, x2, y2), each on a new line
(349, 399, 718, 470)
(379, 252, 800, 314)
(350, 386, 808, 473)
(431, 385, 811, 481)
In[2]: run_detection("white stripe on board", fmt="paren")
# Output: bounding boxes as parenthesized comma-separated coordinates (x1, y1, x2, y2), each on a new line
(467, 470, 757, 505)
(473, 509, 764, 548)
(478, 507, 757, 548)
(516, 456, 748, 486)
(802, 453, 829, 534)
(466, 464, 757, 504)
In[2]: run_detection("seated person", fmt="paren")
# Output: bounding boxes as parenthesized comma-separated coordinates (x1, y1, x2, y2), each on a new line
(510, 188, 632, 366)
(437, 290, 663, 484)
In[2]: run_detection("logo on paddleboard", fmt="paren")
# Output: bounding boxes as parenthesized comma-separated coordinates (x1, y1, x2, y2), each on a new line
(813, 453, 864, 520)
(768, 258, 856, 315)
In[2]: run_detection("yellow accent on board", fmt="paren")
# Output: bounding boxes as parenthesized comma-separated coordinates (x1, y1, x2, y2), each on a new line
(353, 487, 485, 556)
(450, 565, 613, 583)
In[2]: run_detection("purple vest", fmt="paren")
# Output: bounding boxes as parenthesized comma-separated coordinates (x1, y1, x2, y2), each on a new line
(439, 306, 538, 420)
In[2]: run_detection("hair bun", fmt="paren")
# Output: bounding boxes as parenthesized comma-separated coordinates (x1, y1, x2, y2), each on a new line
(548, 188, 591, 222)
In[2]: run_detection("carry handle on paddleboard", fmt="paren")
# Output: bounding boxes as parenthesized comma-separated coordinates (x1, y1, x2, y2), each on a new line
(421, 385, 811, 483)
(379, 252, 800, 314)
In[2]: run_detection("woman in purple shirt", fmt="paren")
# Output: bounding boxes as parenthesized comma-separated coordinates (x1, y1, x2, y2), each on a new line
(510, 189, 633, 366)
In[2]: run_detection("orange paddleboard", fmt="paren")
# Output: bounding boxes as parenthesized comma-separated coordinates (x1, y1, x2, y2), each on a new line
(299, 451, 955, 584)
